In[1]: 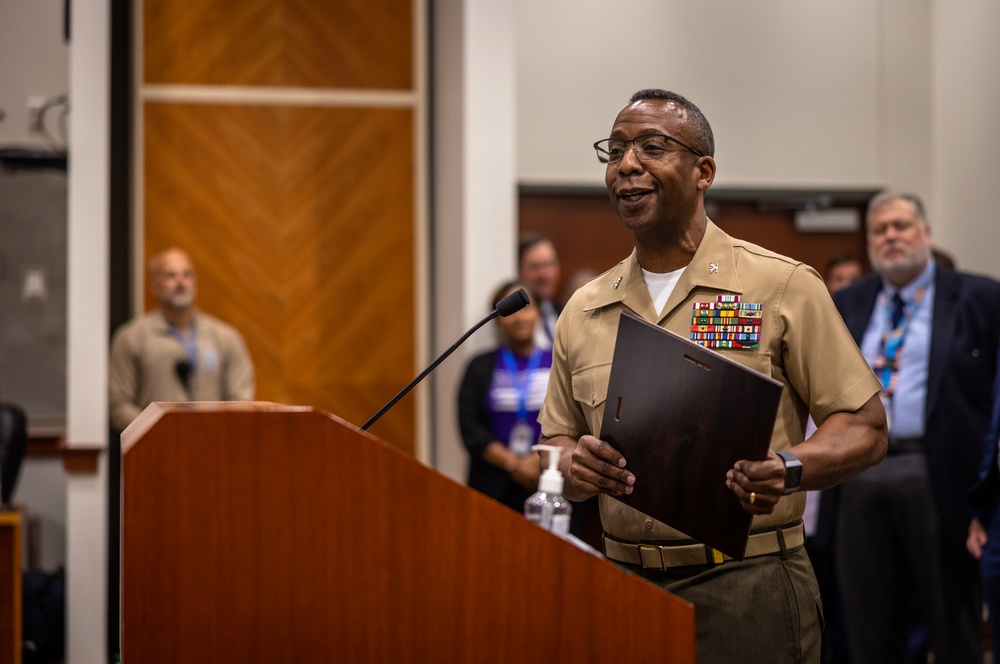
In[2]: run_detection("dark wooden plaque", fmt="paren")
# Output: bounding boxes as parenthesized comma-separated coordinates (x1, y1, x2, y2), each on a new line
(599, 311, 782, 559)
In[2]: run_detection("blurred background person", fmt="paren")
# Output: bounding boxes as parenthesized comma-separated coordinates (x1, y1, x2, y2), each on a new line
(563, 267, 599, 301)
(108, 247, 255, 431)
(518, 233, 562, 349)
(932, 247, 956, 270)
(457, 280, 548, 512)
(832, 192, 1000, 663)
(824, 252, 864, 295)
(967, 347, 1000, 664)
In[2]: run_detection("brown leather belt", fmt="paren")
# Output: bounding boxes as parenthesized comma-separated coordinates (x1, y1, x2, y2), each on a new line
(602, 521, 805, 571)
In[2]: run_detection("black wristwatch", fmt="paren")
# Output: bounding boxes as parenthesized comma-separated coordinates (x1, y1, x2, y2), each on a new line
(776, 450, 803, 495)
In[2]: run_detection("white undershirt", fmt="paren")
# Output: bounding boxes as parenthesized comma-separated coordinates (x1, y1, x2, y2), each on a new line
(642, 266, 686, 317)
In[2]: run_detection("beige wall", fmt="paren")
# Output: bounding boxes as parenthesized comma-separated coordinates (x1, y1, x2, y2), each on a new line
(931, 0, 1000, 276)
(516, 0, 883, 189)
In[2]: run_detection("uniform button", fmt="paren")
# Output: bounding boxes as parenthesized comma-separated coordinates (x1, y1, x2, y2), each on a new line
(644, 519, 654, 530)
(972, 349, 981, 358)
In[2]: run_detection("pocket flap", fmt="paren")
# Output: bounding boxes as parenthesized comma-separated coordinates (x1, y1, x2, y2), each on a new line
(571, 361, 612, 410)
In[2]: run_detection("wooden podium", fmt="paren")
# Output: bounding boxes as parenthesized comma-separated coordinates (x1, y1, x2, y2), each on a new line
(121, 402, 694, 663)
(0, 510, 22, 664)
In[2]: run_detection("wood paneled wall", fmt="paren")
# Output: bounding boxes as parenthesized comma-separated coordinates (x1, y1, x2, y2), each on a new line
(139, 0, 422, 453)
(143, 0, 412, 89)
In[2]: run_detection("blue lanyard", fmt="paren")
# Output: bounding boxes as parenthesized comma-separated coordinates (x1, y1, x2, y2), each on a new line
(874, 267, 934, 394)
(500, 347, 543, 422)
(168, 322, 199, 372)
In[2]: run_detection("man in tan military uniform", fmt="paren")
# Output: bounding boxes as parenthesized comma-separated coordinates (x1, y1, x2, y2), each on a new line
(538, 89, 887, 664)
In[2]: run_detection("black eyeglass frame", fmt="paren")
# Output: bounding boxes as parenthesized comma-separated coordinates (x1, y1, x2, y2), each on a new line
(593, 133, 705, 164)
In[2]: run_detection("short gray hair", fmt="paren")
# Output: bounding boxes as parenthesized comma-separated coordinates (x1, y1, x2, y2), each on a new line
(866, 192, 928, 226)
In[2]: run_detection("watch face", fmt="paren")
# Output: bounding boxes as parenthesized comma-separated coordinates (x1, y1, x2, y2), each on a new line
(779, 450, 803, 493)
(785, 463, 803, 491)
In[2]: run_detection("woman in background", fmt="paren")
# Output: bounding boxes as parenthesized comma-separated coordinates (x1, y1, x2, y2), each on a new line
(458, 281, 549, 512)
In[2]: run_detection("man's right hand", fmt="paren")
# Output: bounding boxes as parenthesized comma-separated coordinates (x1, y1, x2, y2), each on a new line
(968, 518, 988, 560)
(540, 434, 635, 501)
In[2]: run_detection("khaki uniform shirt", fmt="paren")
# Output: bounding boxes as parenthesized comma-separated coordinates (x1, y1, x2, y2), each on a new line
(538, 220, 881, 542)
(109, 310, 256, 431)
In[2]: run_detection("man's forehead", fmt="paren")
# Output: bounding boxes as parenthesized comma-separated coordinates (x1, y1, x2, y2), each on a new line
(625, 98, 685, 114)
(157, 252, 194, 274)
(612, 99, 688, 133)
(872, 199, 919, 222)
(523, 242, 556, 262)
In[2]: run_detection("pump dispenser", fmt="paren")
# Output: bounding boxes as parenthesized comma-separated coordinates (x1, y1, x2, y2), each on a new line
(524, 444, 572, 537)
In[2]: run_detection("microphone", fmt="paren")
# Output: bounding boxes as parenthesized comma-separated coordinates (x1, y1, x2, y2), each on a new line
(494, 287, 531, 316)
(175, 360, 192, 397)
(360, 288, 530, 431)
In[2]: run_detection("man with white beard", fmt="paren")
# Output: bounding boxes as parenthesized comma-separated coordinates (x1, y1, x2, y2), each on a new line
(831, 192, 1000, 664)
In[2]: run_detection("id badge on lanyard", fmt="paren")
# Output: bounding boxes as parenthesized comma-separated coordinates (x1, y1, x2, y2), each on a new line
(508, 421, 535, 456)
(501, 347, 542, 456)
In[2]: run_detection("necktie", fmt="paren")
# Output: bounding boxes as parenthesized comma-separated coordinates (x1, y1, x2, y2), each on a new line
(891, 293, 906, 328)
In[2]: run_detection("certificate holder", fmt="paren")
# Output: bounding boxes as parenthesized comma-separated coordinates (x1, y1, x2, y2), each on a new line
(599, 311, 782, 559)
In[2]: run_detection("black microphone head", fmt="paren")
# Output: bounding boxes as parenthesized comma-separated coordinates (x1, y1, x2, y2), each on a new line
(175, 360, 192, 387)
(495, 288, 530, 317)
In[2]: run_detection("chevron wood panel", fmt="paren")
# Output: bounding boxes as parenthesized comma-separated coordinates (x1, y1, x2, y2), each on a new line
(143, 103, 416, 453)
(144, 0, 413, 89)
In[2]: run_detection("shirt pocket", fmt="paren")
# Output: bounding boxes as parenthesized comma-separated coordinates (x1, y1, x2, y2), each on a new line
(571, 361, 613, 433)
(711, 348, 774, 382)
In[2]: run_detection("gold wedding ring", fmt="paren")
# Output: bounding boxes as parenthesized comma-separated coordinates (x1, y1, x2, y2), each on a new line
(749, 492, 757, 505)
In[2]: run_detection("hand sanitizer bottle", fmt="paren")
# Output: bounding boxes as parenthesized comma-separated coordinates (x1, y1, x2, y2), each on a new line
(524, 444, 572, 538)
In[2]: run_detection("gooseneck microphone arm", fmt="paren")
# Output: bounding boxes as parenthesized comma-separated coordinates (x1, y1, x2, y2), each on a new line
(360, 288, 530, 432)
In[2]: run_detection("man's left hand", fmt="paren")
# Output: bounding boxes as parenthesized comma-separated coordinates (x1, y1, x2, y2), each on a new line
(725, 450, 786, 515)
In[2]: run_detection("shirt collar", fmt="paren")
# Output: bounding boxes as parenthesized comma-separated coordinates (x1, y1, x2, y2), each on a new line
(583, 219, 744, 316)
(152, 308, 198, 334)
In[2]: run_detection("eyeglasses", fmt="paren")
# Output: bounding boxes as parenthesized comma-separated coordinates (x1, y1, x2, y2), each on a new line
(593, 133, 704, 164)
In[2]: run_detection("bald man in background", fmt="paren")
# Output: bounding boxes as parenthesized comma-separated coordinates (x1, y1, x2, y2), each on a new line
(108, 247, 255, 430)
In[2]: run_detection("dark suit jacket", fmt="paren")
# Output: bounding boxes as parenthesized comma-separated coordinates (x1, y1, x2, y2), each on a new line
(966, 350, 1000, 526)
(833, 268, 1000, 551)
